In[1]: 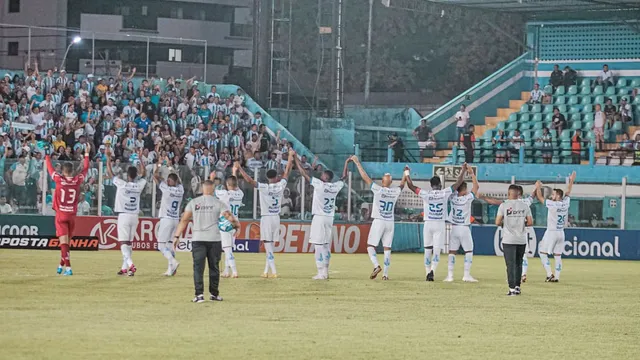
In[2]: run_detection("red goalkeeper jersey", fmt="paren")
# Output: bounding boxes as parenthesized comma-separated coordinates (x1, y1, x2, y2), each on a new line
(46, 155, 90, 215)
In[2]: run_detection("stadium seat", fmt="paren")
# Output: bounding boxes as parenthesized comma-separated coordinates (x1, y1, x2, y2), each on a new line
(580, 79, 591, 87)
(556, 104, 567, 113)
(560, 129, 572, 141)
(571, 121, 582, 130)
(618, 88, 630, 96)
(532, 113, 543, 122)
(555, 86, 565, 95)
(569, 105, 582, 114)
(568, 95, 579, 105)
(605, 86, 616, 96)
(533, 129, 544, 139)
(531, 104, 542, 113)
(583, 121, 594, 131)
(617, 79, 627, 88)
(544, 113, 554, 122)
(585, 131, 596, 141)
(630, 79, 640, 88)
(507, 122, 518, 131)
(520, 113, 530, 122)
(543, 84, 553, 94)
(567, 85, 578, 95)
(508, 113, 518, 122)
(519, 122, 532, 130)
(584, 113, 594, 122)
(570, 113, 581, 122)
(580, 86, 591, 95)
(611, 121, 623, 132)
(594, 95, 605, 105)
(633, 97, 640, 105)
(580, 96, 592, 105)
(520, 104, 529, 113)
(554, 96, 566, 105)
(532, 122, 544, 130)
(543, 105, 554, 113)
(582, 104, 593, 113)
(608, 95, 618, 104)
(592, 85, 603, 95)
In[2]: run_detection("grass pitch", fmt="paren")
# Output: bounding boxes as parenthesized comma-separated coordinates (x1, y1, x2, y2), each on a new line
(1, 250, 639, 360)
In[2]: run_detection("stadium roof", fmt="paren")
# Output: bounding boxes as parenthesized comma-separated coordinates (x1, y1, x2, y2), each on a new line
(424, 0, 640, 19)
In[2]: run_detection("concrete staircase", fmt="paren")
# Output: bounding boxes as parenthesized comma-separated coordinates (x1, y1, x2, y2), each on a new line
(474, 91, 531, 139)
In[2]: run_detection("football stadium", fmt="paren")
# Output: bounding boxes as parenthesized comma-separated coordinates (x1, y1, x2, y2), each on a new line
(1, 0, 640, 359)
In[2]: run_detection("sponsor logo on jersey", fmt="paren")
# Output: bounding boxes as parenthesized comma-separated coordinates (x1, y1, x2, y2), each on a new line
(494, 227, 537, 257)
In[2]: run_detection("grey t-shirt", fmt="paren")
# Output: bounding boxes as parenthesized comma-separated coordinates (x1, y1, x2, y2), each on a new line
(185, 195, 226, 242)
(497, 199, 532, 245)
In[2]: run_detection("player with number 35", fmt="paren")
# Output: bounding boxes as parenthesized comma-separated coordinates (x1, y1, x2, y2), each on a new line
(350, 155, 406, 281)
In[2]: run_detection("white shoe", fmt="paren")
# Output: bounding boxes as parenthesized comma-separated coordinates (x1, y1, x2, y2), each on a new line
(443, 276, 454, 282)
(312, 274, 327, 280)
(162, 270, 171, 276)
(221, 272, 230, 278)
(463, 275, 478, 282)
(231, 273, 238, 278)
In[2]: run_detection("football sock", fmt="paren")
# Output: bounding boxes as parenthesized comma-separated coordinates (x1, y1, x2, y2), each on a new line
(431, 248, 441, 274)
(60, 243, 71, 267)
(424, 248, 433, 275)
(264, 242, 276, 274)
(522, 255, 528, 276)
(540, 253, 552, 277)
(314, 245, 324, 275)
(121, 244, 133, 268)
(383, 250, 391, 277)
(447, 254, 455, 278)
(464, 252, 473, 276)
(224, 248, 237, 274)
(323, 243, 331, 275)
(554, 255, 562, 280)
(367, 246, 379, 268)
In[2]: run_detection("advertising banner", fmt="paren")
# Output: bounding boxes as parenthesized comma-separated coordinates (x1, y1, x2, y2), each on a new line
(0, 236, 99, 250)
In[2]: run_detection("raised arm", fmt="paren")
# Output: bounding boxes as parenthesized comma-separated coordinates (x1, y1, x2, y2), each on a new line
(294, 155, 310, 182)
(399, 165, 409, 190)
(351, 155, 372, 186)
(105, 147, 115, 178)
(565, 171, 576, 197)
(153, 162, 163, 184)
(451, 163, 467, 191)
(405, 173, 418, 193)
(340, 157, 350, 180)
(80, 143, 90, 177)
(470, 166, 479, 194)
(282, 149, 295, 180)
(535, 180, 545, 204)
(479, 194, 503, 206)
(236, 161, 258, 187)
(138, 154, 146, 179)
(45, 150, 55, 177)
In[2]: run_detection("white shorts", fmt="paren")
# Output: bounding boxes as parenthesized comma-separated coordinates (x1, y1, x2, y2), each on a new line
(540, 230, 565, 254)
(117, 213, 139, 242)
(423, 221, 446, 249)
(260, 215, 281, 242)
(310, 215, 334, 245)
(221, 229, 236, 248)
(367, 219, 395, 248)
(449, 225, 473, 252)
(157, 218, 179, 243)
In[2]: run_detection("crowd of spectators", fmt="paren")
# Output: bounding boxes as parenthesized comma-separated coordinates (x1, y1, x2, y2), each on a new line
(0, 62, 325, 214)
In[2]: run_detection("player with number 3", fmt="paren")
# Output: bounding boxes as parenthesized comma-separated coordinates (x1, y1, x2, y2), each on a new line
(154, 156, 184, 276)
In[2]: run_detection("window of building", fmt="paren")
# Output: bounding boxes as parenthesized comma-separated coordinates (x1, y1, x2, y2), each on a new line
(170, 7, 183, 19)
(141, 5, 148, 16)
(198, 10, 206, 21)
(7, 42, 19, 56)
(169, 49, 182, 62)
(121, 6, 130, 16)
(8, 0, 20, 13)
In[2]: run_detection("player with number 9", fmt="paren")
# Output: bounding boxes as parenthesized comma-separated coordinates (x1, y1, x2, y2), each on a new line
(45, 143, 91, 276)
(154, 157, 184, 276)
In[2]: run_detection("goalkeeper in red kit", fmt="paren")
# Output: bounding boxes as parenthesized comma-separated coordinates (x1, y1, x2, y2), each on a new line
(45, 143, 91, 276)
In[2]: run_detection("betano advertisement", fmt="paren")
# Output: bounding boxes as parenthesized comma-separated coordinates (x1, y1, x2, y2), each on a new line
(1, 215, 639, 259)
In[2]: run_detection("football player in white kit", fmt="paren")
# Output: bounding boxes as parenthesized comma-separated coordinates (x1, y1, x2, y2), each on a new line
(153, 157, 184, 276)
(294, 155, 349, 280)
(405, 164, 466, 282)
(237, 149, 295, 278)
(445, 164, 479, 282)
(106, 148, 147, 276)
(535, 171, 575, 282)
(214, 163, 244, 278)
(351, 156, 405, 280)
(480, 185, 537, 283)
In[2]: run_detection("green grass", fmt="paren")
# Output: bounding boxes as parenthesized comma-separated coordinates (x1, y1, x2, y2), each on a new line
(1, 251, 639, 360)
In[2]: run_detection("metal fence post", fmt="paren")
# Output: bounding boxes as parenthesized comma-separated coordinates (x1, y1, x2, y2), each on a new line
(146, 36, 150, 79)
(41, 167, 47, 215)
(28, 27, 32, 66)
(347, 170, 352, 220)
(92, 33, 95, 74)
(621, 177, 627, 230)
(300, 176, 305, 220)
(253, 170, 258, 219)
(98, 161, 103, 216)
(203, 40, 208, 82)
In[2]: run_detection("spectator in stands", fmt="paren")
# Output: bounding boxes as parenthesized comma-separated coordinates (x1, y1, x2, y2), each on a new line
(459, 125, 475, 163)
(528, 83, 544, 104)
(618, 97, 633, 124)
(571, 129, 586, 164)
(413, 119, 431, 160)
(0, 195, 13, 214)
(604, 98, 617, 129)
(549, 64, 564, 92)
(593, 104, 605, 151)
(455, 105, 469, 145)
(510, 129, 525, 159)
(536, 127, 553, 164)
(493, 129, 508, 163)
(551, 107, 566, 137)
(610, 132, 633, 165)
(425, 131, 437, 157)
(595, 64, 614, 91)
(563, 66, 577, 88)
(387, 132, 405, 162)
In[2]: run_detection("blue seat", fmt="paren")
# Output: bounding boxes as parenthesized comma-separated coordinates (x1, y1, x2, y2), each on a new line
(630, 79, 640, 88)
(567, 85, 578, 95)
(580, 79, 591, 87)
(608, 95, 618, 104)
(556, 104, 567, 113)
(583, 120, 594, 131)
(543, 84, 553, 94)
(508, 113, 518, 122)
(568, 96, 579, 105)
(554, 96, 566, 105)
(580, 96, 592, 105)
(569, 105, 582, 114)
(531, 113, 543, 122)
(495, 122, 506, 131)
(532, 122, 544, 130)
(582, 104, 593, 113)
(605, 86, 616, 95)
(617, 79, 627, 88)
(611, 121, 623, 132)
(531, 104, 542, 113)
(519, 122, 532, 130)
(544, 113, 554, 122)
(592, 85, 603, 95)
(594, 95, 605, 105)
(580, 86, 591, 95)
(571, 121, 582, 130)
(583, 113, 594, 122)
(570, 113, 581, 122)
(555, 86, 565, 95)
(543, 105, 554, 113)
(618, 88, 631, 96)
(507, 122, 518, 131)
(520, 113, 530, 122)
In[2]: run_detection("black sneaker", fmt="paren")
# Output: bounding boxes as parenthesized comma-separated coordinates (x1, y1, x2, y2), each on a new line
(210, 294, 223, 302)
(549, 278, 559, 283)
(545, 274, 556, 282)
(192, 295, 205, 303)
(369, 266, 382, 280)
(506, 289, 517, 296)
(514, 286, 521, 295)
(426, 270, 435, 282)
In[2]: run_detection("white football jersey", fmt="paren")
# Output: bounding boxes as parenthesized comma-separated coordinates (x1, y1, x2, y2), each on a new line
(449, 191, 475, 225)
(113, 177, 147, 214)
(258, 179, 287, 216)
(418, 186, 453, 222)
(545, 196, 570, 231)
(311, 177, 345, 217)
(216, 188, 244, 217)
(370, 183, 402, 221)
(158, 182, 185, 219)
(521, 195, 534, 207)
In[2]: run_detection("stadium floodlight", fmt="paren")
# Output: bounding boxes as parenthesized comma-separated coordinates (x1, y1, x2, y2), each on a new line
(60, 36, 82, 71)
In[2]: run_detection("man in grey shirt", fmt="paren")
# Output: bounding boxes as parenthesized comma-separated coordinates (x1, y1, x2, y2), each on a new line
(173, 180, 239, 303)
(496, 185, 533, 296)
